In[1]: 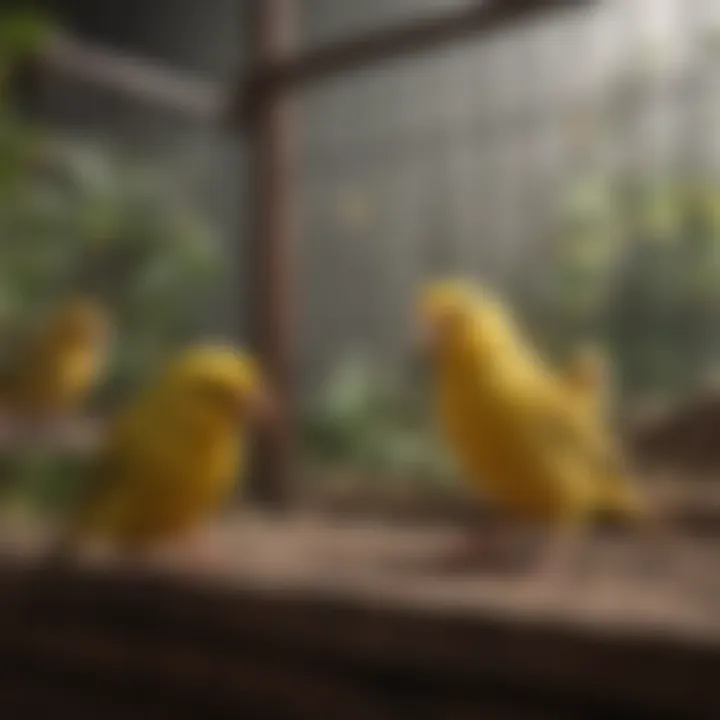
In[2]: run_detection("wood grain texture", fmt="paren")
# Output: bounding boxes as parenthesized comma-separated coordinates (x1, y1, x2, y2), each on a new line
(0, 515, 717, 718)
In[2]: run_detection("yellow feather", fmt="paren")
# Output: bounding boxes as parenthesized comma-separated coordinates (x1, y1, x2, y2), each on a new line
(0, 297, 110, 421)
(419, 280, 646, 528)
(65, 345, 268, 552)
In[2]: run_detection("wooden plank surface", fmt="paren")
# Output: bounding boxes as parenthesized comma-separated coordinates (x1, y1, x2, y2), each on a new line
(0, 514, 718, 718)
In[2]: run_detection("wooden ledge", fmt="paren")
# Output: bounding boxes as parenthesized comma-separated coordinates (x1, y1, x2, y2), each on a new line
(0, 516, 718, 718)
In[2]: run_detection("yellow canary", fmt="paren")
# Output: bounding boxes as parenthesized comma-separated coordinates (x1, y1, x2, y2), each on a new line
(417, 280, 647, 572)
(0, 297, 110, 424)
(58, 345, 275, 555)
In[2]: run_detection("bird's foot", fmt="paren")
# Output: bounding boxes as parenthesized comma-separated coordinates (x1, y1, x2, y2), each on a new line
(529, 526, 589, 599)
(436, 529, 528, 576)
(172, 531, 227, 575)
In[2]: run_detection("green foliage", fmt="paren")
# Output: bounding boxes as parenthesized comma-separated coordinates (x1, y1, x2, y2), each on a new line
(531, 177, 720, 403)
(300, 356, 384, 461)
(0, 7, 52, 74)
(0, 9, 225, 511)
(0, 8, 49, 203)
(0, 136, 224, 403)
(0, 136, 223, 406)
(0, 9, 224, 406)
(521, 46, 720, 405)
(300, 354, 455, 487)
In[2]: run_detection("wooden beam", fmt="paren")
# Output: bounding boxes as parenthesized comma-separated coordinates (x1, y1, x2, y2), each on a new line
(245, 0, 296, 507)
(230, 0, 595, 125)
(34, 31, 220, 120)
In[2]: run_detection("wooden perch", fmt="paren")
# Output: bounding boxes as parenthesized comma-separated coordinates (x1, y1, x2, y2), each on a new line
(0, 516, 718, 718)
(33, 31, 222, 121)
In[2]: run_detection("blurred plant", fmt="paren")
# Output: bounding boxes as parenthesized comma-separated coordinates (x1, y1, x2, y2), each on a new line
(533, 173, 720, 403)
(0, 44, 223, 405)
(299, 354, 456, 488)
(0, 7, 51, 59)
(51, 142, 221, 401)
(513, 37, 720, 406)
(0, 448, 90, 516)
(0, 8, 50, 203)
(0, 138, 223, 404)
(0, 9, 224, 511)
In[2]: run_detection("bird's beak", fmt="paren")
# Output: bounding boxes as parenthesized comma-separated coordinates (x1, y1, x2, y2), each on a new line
(245, 384, 278, 427)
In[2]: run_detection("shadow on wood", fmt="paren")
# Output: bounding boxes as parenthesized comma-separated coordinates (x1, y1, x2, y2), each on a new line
(0, 550, 717, 719)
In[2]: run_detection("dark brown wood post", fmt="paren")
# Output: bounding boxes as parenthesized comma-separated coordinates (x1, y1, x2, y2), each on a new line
(244, 0, 296, 507)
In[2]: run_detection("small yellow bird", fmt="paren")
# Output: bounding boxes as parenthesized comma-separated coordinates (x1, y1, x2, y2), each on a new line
(416, 279, 647, 578)
(0, 297, 111, 436)
(52, 344, 276, 562)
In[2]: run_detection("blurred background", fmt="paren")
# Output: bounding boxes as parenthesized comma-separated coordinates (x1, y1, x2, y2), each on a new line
(1, 1, 720, 717)
(4, 0, 720, 514)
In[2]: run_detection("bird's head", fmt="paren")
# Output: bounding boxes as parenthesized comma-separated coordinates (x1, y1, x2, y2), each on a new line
(465, 286, 517, 355)
(162, 345, 277, 435)
(415, 279, 519, 368)
(415, 279, 477, 354)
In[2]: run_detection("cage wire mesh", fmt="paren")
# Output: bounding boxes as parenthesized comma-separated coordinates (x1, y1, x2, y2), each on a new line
(8, 0, 720, 499)
(296, 4, 592, 391)
(296, 0, 720, 408)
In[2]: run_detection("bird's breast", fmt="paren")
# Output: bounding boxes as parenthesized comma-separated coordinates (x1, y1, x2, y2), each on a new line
(124, 433, 243, 542)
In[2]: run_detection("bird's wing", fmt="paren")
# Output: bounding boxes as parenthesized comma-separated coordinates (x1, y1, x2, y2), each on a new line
(533, 393, 644, 518)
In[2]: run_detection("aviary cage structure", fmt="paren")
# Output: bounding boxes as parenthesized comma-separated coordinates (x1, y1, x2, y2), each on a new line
(26, 0, 606, 505)
(2, 3, 720, 718)
(31, 0, 720, 505)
